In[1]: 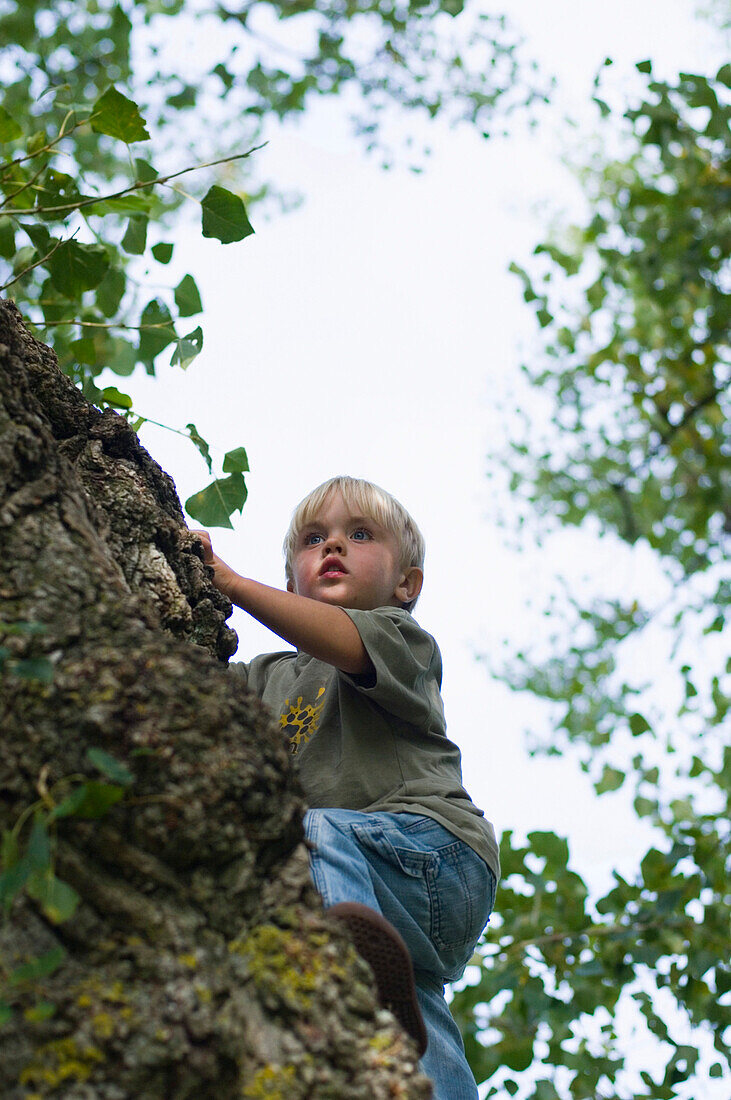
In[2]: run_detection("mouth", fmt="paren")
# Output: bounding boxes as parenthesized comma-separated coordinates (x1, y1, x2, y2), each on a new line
(319, 557, 348, 578)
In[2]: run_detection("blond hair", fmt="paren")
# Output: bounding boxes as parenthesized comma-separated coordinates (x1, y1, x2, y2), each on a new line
(283, 476, 425, 611)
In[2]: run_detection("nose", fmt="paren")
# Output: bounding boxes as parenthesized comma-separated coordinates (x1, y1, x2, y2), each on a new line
(323, 532, 344, 555)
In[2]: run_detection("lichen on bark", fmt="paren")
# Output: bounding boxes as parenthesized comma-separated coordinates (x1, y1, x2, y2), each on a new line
(0, 300, 431, 1098)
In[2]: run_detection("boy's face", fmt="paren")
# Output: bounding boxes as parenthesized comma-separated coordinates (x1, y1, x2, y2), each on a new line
(288, 492, 422, 611)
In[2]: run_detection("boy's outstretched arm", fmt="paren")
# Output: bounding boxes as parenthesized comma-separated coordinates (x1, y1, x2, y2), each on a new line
(194, 532, 371, 675)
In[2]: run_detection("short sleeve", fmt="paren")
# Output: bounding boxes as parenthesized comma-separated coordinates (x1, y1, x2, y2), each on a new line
(227, 660, 249, 689)
(340, 606, 444, 730)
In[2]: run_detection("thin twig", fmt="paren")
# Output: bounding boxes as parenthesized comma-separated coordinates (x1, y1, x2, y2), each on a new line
(1, 158, 51, 209)
(494, 913, 682, 957)
(4, 145, 267, 217)
(650, 382, 729, 460)
(31, 319, 175, 332)
(0, 109, 81, 174)
(0, 237, 65, 293)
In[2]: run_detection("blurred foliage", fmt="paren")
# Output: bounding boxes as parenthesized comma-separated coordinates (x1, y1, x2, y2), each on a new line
(505, 64, 729, 575)
(453, 61, 730, 1100)
(0, 0, 546, 522)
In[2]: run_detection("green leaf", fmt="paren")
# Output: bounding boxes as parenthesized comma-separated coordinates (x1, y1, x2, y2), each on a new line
(167, 85, 197, 110)
(527, 830, 569, 868)
(12, 657, 53, 683)
(1, 830, 19, 870)
(201, 185, 254, 244)
(152, 242, 173, 264)
(86, 747, 134, 786)
(135, 158, 159, 184)
(138, 299, 175, 367)
(641, 847, 670, 889)
(223, 447, 249, 474)
(106, 338, 137, 377)
(96, 266, 127, 317)
(99, 386, 133, 409)
(57, 781, 125, 819)
(636, 60, 652, 74)
(185, 473, 247, 529)
(186, 423, 213, 474)
(47, 240, 110, 299)
(24, 223, 52, 253)
(596, 765, 625, 793)
(170, 326, 203, 369)
(0, 1002, 12, 1026)
(36, 169, 85, 217)
(629, 713, 652, 736)
(0, 621, 46, 637)
(24, 1000, 56, 1022)
(0, 217, 16, 258)
(27, 816, 51, 872)
(91, 86, 150, 143)
(89, 193, 153, 216)
(8, 946, 66, 986)
(29, 130, 47, 155)
(70, 337, 100, 367)
(0, 105, 22, 143)
(0, 856, 33, 910)
(121, 215, 148, 255)
(27, 870, 80, 924)
(48, 785, 94, 822)
(174, 274, 203, 317)
(634, 795, 657, 818)
(213, 63, 235, 92)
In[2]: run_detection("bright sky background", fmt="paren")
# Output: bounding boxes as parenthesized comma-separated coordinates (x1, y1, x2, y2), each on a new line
(127, 0, 722, 875)
(124, 7, 724, 1087)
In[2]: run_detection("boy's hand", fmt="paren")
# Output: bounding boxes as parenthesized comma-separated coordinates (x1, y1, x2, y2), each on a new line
(195, 529, 214, 564)
(192, 530, 238, 599)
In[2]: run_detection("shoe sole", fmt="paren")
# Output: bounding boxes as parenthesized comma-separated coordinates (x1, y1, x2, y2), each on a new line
(329, 901, 428, 1057)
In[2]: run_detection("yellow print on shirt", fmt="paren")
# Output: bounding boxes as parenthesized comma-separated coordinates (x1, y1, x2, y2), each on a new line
(280, 687, 326, 754)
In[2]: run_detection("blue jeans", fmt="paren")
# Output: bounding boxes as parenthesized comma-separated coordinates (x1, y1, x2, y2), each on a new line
(304, 808, 496, 1100)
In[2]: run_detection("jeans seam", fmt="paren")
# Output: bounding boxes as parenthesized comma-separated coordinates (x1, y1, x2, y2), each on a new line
(306, 813, 333, 907)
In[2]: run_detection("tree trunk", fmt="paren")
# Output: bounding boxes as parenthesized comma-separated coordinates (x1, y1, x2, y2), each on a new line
(0, 300, 430, 1098)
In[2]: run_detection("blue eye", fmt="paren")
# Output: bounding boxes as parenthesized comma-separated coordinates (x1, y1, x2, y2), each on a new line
(304, 533, 323, 545)
(352, 528, 370, 541)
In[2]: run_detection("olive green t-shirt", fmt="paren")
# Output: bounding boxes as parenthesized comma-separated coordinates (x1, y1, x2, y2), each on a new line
(232, 606, 500, 879)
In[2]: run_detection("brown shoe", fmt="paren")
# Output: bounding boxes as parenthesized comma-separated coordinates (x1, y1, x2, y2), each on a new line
(329, 901, 428, 1057)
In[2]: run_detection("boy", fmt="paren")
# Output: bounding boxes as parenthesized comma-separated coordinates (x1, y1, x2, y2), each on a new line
(197, 476, 499, 1099)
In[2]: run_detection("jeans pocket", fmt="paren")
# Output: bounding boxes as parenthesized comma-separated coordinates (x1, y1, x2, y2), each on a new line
(428, 843, 476, 951)
(352, 821, 435, 879)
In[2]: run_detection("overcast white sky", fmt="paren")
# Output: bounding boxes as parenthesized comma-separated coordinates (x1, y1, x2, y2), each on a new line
(120, 3, 729, 1093)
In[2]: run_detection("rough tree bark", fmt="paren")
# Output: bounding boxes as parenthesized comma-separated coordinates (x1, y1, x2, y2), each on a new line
(0, 300, 431, 1098)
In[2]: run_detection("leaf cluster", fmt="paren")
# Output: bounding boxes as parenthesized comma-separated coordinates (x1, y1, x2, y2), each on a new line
(0, 749, 134, 1028)
(1, 62, 255, 522)
(464, 61, 731, 1099)
(504, 64, 730, 574)
(452, 811, 730, 1098)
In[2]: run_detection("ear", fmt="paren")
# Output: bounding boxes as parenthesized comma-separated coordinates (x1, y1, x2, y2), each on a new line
(286, 580, 295, 593)
(394, 567, 423, 606)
